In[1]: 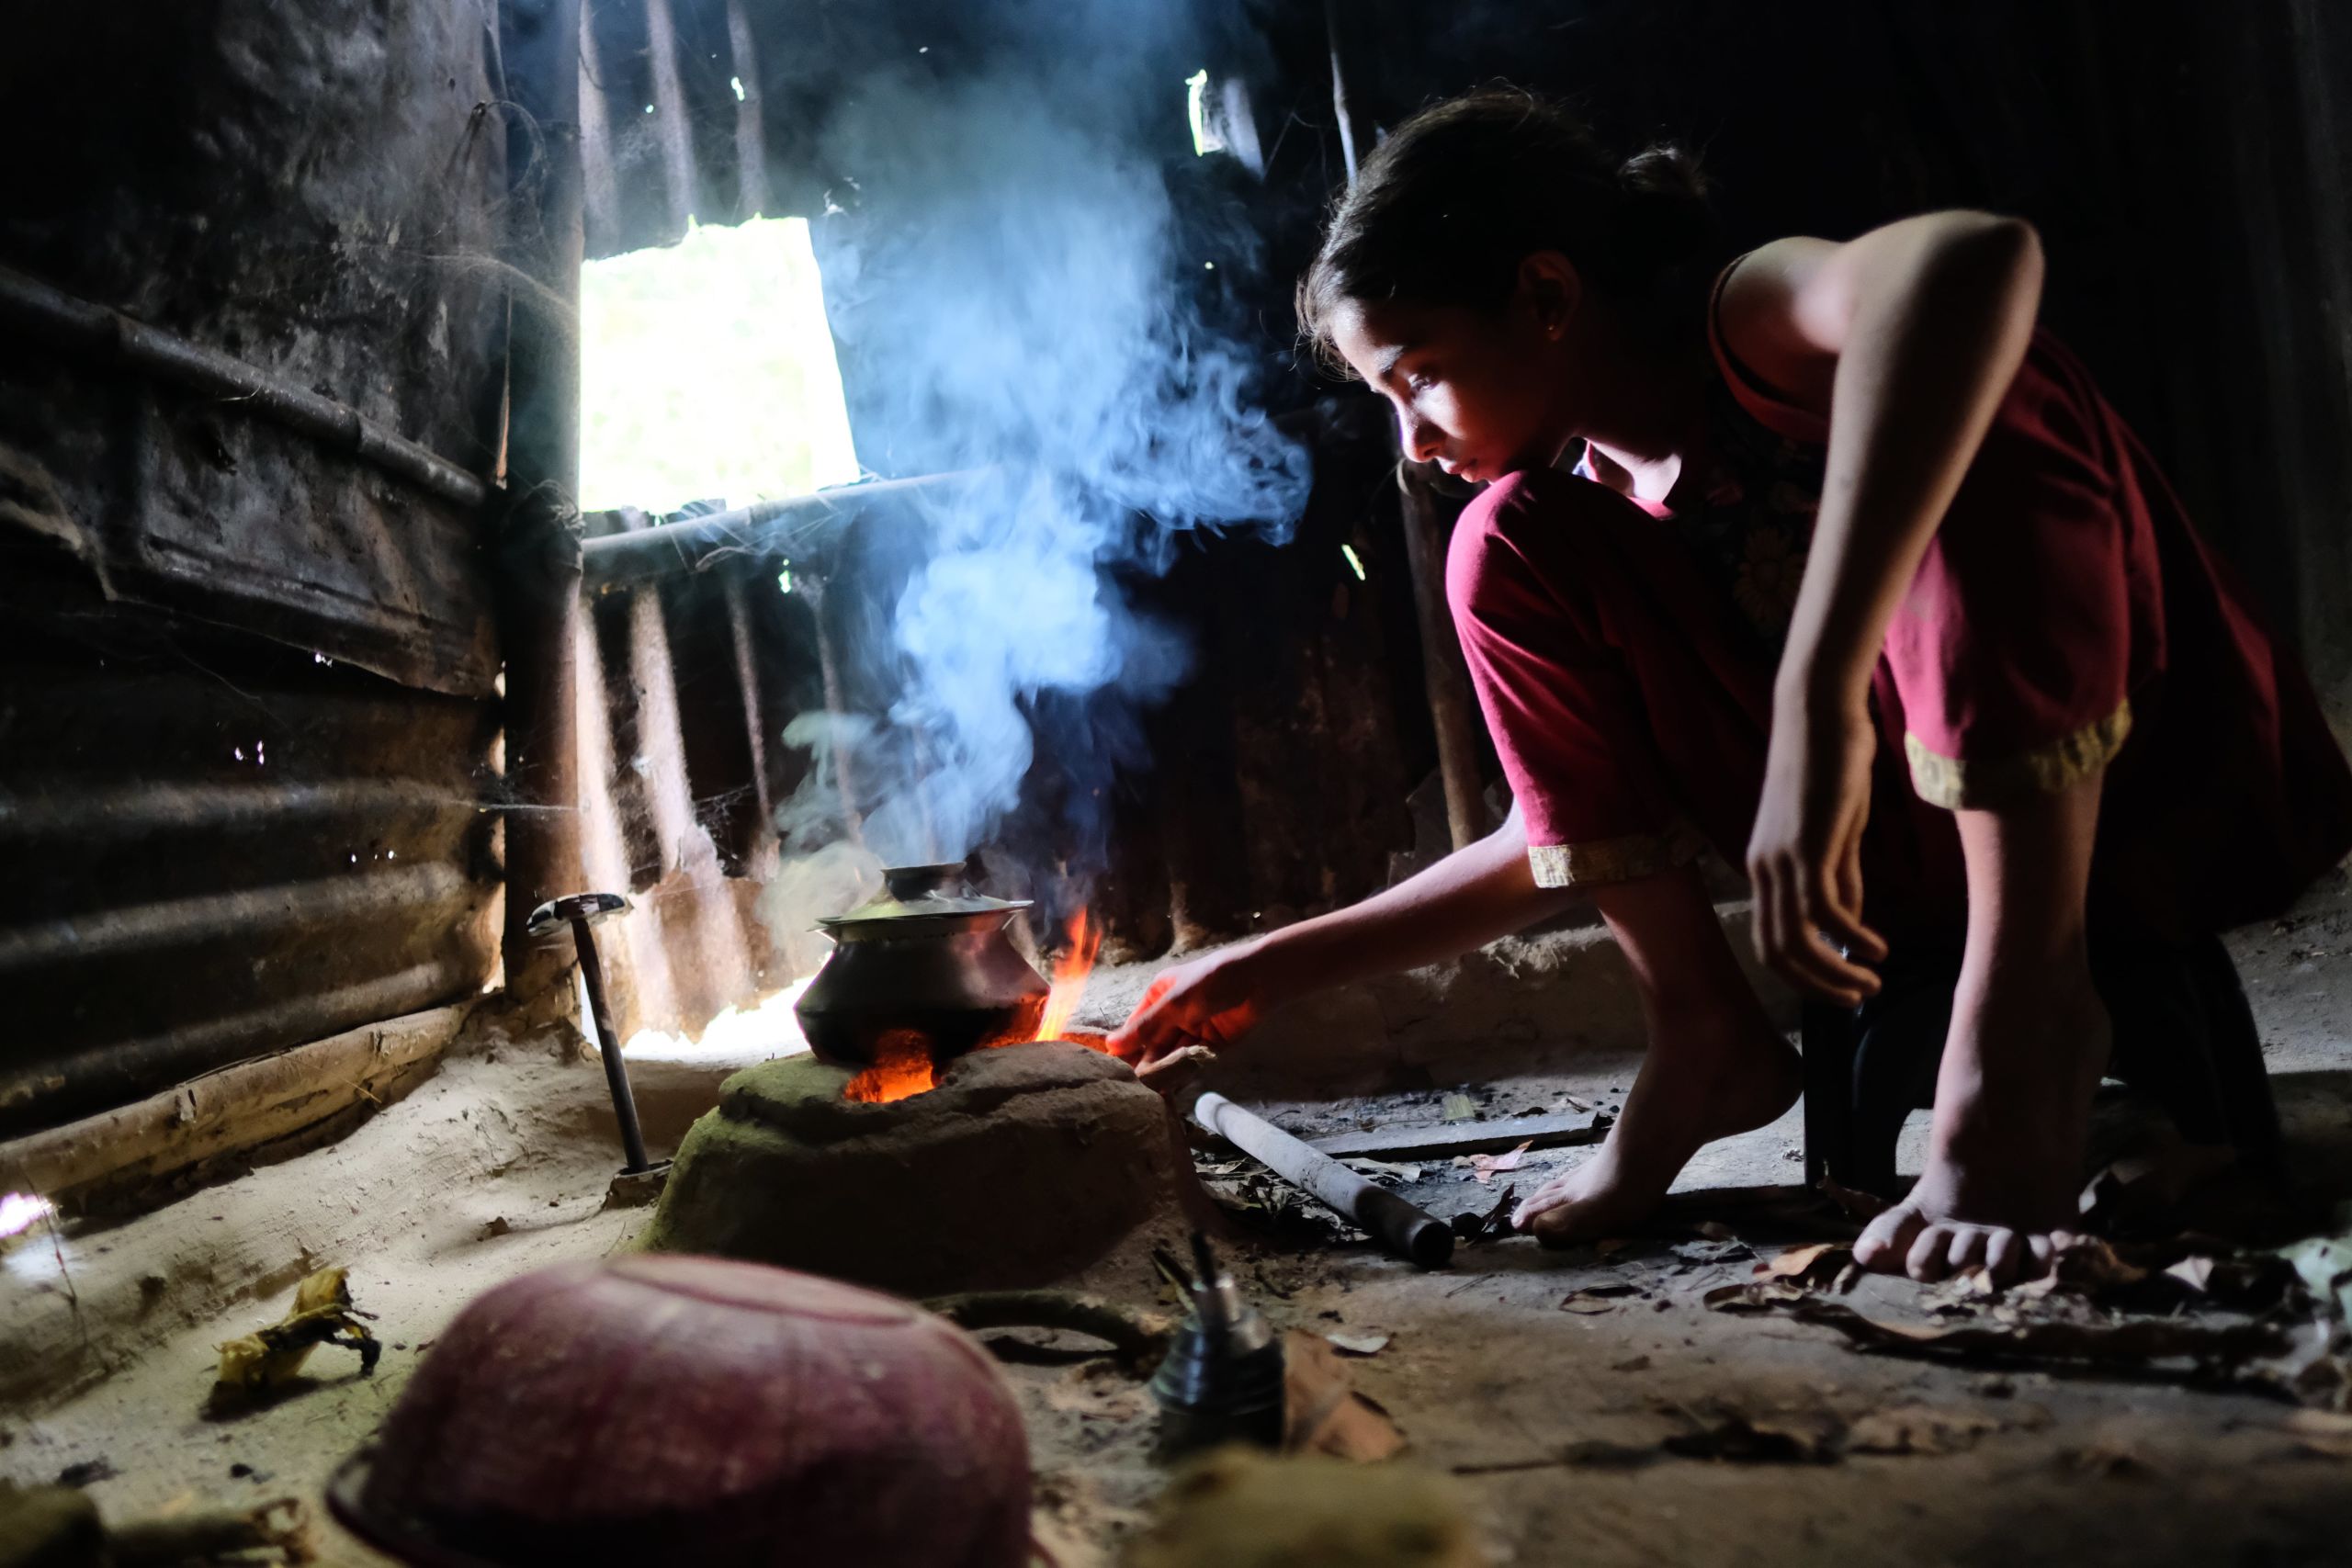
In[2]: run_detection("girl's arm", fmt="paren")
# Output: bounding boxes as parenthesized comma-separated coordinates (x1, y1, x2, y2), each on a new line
(1111, 804, 1579, 1062)
(1250, 802, 1579, 987)
(1719, 214, 2046, 1000)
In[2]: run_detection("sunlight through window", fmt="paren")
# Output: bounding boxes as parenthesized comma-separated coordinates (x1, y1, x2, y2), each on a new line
(580, 216, 862, 515)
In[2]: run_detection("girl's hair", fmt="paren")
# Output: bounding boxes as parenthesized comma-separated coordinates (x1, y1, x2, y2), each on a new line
(1298, 87, 1716, 375)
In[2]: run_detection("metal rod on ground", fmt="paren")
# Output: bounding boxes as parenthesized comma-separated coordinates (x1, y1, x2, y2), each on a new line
(528, 893, 653, 1174)
(1190, 1092, 1454, 1269)
(571, 919, 650, 1173)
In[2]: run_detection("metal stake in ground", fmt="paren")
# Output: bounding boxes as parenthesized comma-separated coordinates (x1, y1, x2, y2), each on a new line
(528, 894, 666, 1194)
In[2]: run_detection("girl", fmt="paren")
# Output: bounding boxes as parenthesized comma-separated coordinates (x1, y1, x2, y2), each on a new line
(1113, 89, 2352, 1283)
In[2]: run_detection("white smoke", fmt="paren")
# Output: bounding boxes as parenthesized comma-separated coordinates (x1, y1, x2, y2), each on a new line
(797, 54, 1309, 880)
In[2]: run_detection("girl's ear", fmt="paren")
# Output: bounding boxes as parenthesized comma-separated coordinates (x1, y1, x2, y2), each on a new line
(1513, 252, 1583, 340)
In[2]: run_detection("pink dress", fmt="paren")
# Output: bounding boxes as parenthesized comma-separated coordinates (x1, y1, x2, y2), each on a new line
(1444, 264, 2352, 942)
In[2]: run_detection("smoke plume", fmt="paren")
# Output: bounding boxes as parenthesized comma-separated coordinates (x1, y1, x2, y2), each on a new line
(765, 7, 1308, 932)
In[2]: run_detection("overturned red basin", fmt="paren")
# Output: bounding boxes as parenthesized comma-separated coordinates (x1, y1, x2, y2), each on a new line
(333, 1254, 1031, 1568)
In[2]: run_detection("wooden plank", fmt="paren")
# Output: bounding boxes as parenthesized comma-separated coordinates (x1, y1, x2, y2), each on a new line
(1306, 1111, 1603, 1162)
(3, 1003, 472, 1211)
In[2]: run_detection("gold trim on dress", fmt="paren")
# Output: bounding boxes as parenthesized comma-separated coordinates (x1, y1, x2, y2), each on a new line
(1905, 698, 2133, 810)
(1525, 820, 1705, 889)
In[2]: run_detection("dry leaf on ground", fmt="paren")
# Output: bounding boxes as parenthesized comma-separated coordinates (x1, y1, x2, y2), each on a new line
(1467, 1141, 1533, 1186)
(1704, 1280, 1813, 1314)
(1793, 1300, 2288, 1366)
(2016, 1237, 2149, 1299)
(1560, 1283, 1641, 1314)
(1759, 1244, 1854, 1285)
(1325, 1332, 1391, 1357)
(1283, 1330, 1406, 1462)
(2280, 1409, 2352, 1459)
(1928, 1269, 2003, 1311)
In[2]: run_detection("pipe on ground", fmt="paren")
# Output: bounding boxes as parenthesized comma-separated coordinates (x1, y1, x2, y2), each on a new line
(1191, 1091, 1455, 1269)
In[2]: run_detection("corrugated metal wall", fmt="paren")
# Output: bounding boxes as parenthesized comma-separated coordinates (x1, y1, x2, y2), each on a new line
(0, 603, 500, 1137)
(0, 1, 510, 1137)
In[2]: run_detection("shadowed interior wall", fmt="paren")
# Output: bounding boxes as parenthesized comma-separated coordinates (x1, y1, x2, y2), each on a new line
(0, 2, 510, 1134)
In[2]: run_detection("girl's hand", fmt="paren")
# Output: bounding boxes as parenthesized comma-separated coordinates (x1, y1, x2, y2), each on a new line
(1747, 691, 1889, 1006)
(1109, 942, 1283, 1066)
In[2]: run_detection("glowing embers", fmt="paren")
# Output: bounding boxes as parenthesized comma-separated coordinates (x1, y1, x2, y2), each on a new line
(842, 1030, 939, 1104)
(841, 915, 1108, 1104)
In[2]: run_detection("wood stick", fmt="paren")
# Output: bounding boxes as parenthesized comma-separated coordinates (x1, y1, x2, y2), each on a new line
(1192, 1093, 1454, 1269)
(1307, 1111, 1602, 1163)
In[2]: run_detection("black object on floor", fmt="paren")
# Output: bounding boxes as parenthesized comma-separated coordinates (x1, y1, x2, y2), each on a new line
(1148, 1234, 1286, 1459)
(1800, 932, 2280, 1200)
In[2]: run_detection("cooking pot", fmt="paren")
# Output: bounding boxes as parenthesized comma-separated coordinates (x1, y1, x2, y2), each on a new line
(793, 863, 1049, 1067)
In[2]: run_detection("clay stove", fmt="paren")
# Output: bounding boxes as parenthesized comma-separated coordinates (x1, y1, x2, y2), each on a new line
(642, 866, 1198, 1296)
(642, 1043, 1195, 1295)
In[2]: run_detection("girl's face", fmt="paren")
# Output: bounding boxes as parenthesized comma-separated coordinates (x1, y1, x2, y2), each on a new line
(1327, 256, 1589, 484)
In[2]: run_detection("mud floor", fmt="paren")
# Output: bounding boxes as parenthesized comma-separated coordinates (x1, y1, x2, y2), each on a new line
(5, 873, 2350, 1566)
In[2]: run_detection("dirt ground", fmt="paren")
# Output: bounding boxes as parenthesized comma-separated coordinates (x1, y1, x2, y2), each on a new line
(5, 872, 2349, 1566)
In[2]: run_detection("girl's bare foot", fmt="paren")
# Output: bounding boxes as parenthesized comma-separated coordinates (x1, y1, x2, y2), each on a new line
(1853, 953, 2111, 1284)
(1513, 1027, 1802, 1246)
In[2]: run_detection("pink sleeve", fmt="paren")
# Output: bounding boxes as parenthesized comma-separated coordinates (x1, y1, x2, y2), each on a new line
(1446, 472, 1699, 887)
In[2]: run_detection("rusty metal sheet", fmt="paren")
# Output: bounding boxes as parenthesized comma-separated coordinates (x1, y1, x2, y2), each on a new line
(0, 357, 499, 698)
(0, 600, 500, 1137)
(0, 1, 509, 697)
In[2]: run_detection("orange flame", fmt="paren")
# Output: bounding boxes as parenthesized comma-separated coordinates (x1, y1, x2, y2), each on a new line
(842, 1029, 937, 1103)
(841, 914, 1110, 1104)
(1035, 911, 1102, 1043)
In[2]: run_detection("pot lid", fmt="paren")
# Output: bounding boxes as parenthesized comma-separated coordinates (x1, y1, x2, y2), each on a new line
(817, 863, 1030, 929)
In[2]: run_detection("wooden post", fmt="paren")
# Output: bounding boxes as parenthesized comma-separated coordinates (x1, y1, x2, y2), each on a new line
(497, 0, 587, 1008)
(1325, 0, 1491, 850)
(642, 0, 697, 236)
(720, 577, 775, 831)
(796, 572, 866, 849)
(1324, 0, 1371, 181)
(1396, 462, 1492, 849)
(576, 3, 619, 246)
(724, 0, 772, 220)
